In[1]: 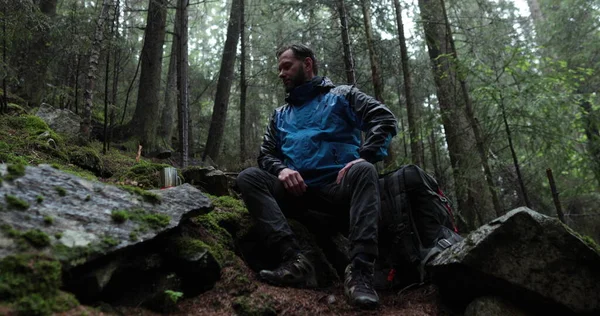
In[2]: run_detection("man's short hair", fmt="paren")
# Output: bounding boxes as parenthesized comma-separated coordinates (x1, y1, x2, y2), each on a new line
(276, 44, 319, 75)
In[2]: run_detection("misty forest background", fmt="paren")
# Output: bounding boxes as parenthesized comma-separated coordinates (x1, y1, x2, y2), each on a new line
(0, 0, 599, 237)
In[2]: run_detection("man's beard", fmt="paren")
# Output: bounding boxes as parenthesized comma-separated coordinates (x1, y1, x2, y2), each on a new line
(285, 67, 307, 93)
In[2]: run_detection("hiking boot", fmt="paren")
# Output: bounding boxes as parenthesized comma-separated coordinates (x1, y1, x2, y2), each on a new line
(344, 257, 379, 309)
(259, 253, 317, 288)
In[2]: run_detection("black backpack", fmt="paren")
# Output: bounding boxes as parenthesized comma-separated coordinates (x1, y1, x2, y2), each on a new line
(376, 164, 463, 288)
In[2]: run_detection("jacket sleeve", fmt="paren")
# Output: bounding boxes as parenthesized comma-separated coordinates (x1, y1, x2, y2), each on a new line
(347, 87, 398, 163)
(257, 110, 287, 176)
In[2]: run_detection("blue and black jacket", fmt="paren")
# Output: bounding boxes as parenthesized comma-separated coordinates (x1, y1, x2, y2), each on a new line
(258, 76, 398, 187)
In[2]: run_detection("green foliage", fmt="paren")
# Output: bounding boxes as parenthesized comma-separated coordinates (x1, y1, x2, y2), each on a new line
(54, 232, 62, 240)
(164, 290, 184, 304)
(5, 194, 30, 210)
(22, 229, 51, 248)
(36, 195, 44, 204)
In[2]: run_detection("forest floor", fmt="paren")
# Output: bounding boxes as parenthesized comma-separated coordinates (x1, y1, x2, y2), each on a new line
(116, 263, 448, 316)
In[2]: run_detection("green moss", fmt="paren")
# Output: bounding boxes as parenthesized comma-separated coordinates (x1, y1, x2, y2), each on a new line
(210, 195, 248, 214)
(111, 210, 130, 223)
(122, 161, 172, 188)
(119, 185, 161, 204)
(101, 236, 119, 248)
(5, 163, 26, 180)
(5, 194, 30, 210)
(22, 229, 51, 248)
(0, 254, 79, 315)
(51, 163, 61, 169)
(15, 293, 51, 316)
(85, 195, 91, 201)
(171, 237, 213, 259)
(0, 254, 62, 300)
(43, 216, 53, 225)
(142, 213, 170, 229)
(54, 232, 62, 240)
(581, 235, 600, 253)
(36, 195, 44, 204)
(1, 223, 21, 238)
(129, 231, 138, 241)
(67, 146, 103, 175)
(54, 186, 66, 197)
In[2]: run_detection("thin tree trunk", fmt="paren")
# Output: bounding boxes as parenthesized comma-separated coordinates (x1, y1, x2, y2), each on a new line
(160, 3, 180, 148)
(19, 0, 58, 105)
(203, 0, 242, 162)
(418, 0, 495, 230)
(103, 39, 111, 154)
(2, 4, 7, 114)
(121, 54, 141, 124)
(130, 0, 167, 154)
(177, 0, 189, 167)
(81, 0, 110, 139)
(360, 0, 383, 102)
(499, 93, 530, 207)
(110, 0, 121, 146)
(526, 0, 544, 24)
(393, 0, 423, 166)
(440, 0, 503, 217)
(396, 82, 408, 158)
(239, 0, 248, 163)
(75, 54, 80, 114)
(335, 0, 355, 85)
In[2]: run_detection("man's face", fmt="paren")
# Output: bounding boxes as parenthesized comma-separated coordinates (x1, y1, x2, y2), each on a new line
(278, 49, 308, 93)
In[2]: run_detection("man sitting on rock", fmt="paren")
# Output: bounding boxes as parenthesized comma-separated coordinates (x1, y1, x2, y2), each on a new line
(236, 43, 397, 309)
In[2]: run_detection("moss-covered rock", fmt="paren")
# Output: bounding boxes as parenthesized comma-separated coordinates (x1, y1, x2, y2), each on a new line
(0, 254, 79, 315)
(122, 161, 172, 188)
(67, 146, 104, 177)
(5, 194, 30, 210)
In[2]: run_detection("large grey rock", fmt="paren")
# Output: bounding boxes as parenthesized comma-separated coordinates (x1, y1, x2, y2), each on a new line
(429, 207, 600, 315)
(183, 166, 230, 196)
(0, 164, 215, 305)
(36, 103, 82, 138)
(464, 296, 530, 316)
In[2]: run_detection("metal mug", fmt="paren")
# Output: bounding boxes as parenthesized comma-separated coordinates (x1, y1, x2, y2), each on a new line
(160, 167, 182, 188)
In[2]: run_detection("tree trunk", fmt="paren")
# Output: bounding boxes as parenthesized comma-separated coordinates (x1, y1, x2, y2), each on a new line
(418, 0, 495, 231)
(80, 0, 110, 139)
(335, 0, 355, 85)
(203, 0, 242, 162)
(239, 0, 248, 164)
(2, 4, 7, 114)
(440, 0, 503, 217)
(129, 0, 167, 154)
(499, 93, 530, 207)
(360, 0, 383, 102)
(18, 0, 58, 105)
(526, 0, 544, 24)
(160, 4, 180, 149)
(393, 0, 423, 166)
(177, 0, 189, 167)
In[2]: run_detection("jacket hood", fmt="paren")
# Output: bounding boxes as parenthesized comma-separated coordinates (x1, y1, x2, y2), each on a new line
(285, 76, 335, 105)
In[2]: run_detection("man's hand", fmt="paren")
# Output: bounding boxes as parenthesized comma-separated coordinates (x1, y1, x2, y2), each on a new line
(336, 158, 366, 184)
(278, 168, 307, 196)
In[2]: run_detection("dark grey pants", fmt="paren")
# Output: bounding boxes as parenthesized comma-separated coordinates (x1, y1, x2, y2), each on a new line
(236, 161, 380, 259)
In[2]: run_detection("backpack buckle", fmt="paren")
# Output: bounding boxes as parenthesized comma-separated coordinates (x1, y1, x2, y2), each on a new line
(437, 238, 452, 249)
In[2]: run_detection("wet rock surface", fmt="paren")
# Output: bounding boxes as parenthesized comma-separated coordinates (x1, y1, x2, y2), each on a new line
(428, 207, 600, 315)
